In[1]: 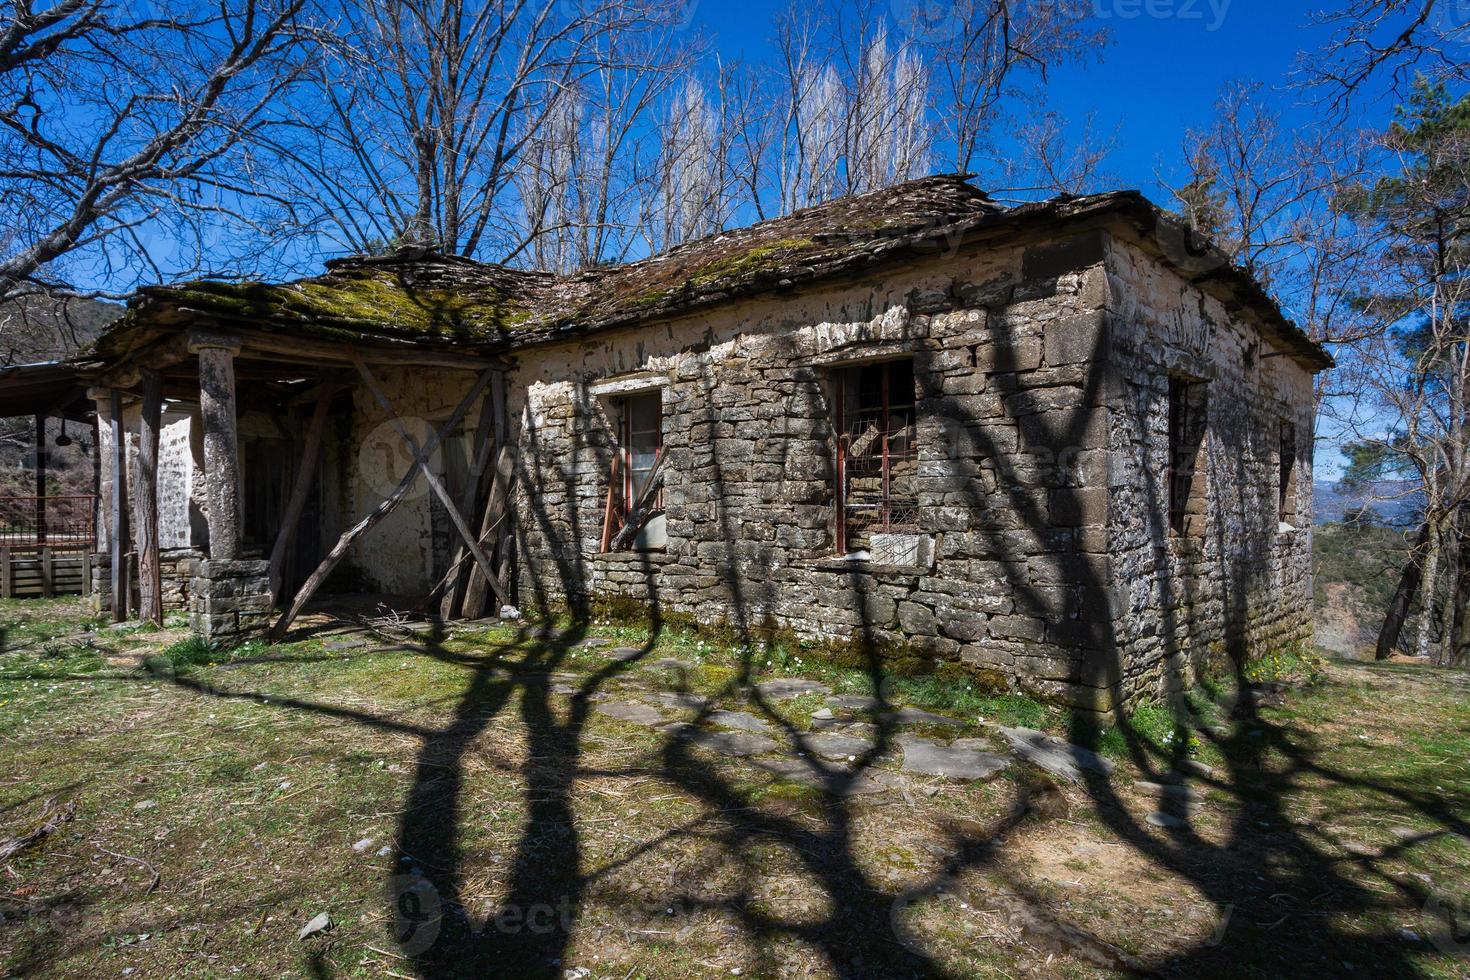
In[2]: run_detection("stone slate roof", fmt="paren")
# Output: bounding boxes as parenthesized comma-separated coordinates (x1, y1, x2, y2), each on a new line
(104, 174, 1333, 370)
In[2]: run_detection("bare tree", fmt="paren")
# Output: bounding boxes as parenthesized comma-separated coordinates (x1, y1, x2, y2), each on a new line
(0, 0, 308, 302)
(1330, 81, 1470, 662)
(995, 107, 1117, 199)
(644, 74, 731, 251)
(898, 0, 1102, 175)
(513, 11, 696, 271)
(1167, 83, 1369, 288)
(1309, 0, 1470, 107)
(272, 0, 695, 265)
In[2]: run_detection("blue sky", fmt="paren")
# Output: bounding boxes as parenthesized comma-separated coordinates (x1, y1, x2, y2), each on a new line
(698, 0, 1388, 201)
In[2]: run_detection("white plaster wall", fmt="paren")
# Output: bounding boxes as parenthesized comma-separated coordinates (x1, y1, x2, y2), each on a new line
(341, 366, 490, 596)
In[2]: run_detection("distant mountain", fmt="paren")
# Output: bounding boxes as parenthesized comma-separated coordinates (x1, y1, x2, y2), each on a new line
(1314, 479, 1423, 526)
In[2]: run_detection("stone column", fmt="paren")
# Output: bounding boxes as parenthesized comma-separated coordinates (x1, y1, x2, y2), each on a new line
(188, 336, 269, 644)
(109, 389, 128, 622)
(193, 339, 242, 561)
(86, 390, 112, 612)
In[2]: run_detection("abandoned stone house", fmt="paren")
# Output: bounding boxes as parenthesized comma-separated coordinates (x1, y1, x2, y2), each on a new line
(0, 174, 1331, 715)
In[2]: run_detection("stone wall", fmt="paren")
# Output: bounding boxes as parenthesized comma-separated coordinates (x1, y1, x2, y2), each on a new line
(513, 234, 1117, 709)
(510, 225, 1319, 717)
(90, 547, 202, 616)
(189, 558, 271, 642)
(1102, 237, 1315, 706)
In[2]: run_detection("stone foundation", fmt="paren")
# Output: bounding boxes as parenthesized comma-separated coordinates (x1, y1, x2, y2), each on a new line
(189, 559, 271, 643)
(90, 548, 202, 617)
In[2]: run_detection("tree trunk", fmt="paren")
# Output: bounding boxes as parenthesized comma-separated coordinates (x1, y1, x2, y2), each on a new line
(1377, 522, 1430, 660)
(1417, 517, 1441, 659)
(136, 371, 163, 625)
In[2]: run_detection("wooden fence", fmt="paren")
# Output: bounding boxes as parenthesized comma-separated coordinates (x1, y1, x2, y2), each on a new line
(0, 495, 97, 598)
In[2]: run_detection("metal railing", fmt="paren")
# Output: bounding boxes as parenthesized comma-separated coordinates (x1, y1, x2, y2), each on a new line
(0, 495, 96, 549)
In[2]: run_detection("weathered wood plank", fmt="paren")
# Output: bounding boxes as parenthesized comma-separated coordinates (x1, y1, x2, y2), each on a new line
(439, 387, 497, 619)
(268, 378, 335, 603)
(463, 370, 513, 619)
(352, 359, 509, 607)
(39, 548, 53, 598)
(461, 445, 514, 619)
(1, 548, 11, 599)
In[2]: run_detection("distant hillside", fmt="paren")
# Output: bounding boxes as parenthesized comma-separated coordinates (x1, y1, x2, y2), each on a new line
(0, 294, 120, 364)
(1313, 479, 1422, 526)
(0, 294, 122, 496)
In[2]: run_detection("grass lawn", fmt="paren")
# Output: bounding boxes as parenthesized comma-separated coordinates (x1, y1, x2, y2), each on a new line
(1, 597, 1468, 978)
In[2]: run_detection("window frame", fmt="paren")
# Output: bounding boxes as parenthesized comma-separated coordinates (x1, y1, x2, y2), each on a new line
(1278, 418, 1297, 525)
(832, 357, 919, 555)
(618, 390, 663, 519)
(1166, 376, 1208, 538)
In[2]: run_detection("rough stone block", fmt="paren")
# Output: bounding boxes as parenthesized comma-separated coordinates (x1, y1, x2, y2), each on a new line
(1044, 311, 1108, 366)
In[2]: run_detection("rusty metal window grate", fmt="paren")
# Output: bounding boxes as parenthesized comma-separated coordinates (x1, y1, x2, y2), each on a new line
(1167, 377, 1207, 536)
(835, 359, 918, 553)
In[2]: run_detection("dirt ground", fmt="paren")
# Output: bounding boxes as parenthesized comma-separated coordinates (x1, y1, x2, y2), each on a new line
(1, 598, 1468, 978)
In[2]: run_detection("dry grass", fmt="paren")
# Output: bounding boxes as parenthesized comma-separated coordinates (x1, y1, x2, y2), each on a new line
(1, 599, 1467, 978)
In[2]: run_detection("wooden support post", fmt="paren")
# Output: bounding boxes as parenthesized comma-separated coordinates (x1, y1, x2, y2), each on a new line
(109, 389, 128, 622)
(40, 547, 53, 598)
(34, 413, 46, 546)
(82, 549, 92, 598)
(267, 378, 334, 604)
(271, 369, 493, 641)
(352, 359, 509, 607)
(463, 371, 513, 619)
(136, 370, 163, 624)
(439, 387, 497, 619)
(195, 341, 242, 560)
(1, 548, 11, 599)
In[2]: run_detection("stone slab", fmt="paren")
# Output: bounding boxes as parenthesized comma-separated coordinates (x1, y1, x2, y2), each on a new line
(661, 723, 777, 757)
(802, 731, 880, 761)
(897, 735, 1010, 781)
(756, 678, 832, 701)
(594, 700, 663, 726)
(996, 726, 1115, 784)
(706, 709, 772, 732)
(753, 757, 902, 797)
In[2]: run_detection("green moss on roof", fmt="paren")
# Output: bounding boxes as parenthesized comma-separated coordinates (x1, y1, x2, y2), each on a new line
(687, 237, 820, 287)
(153, 261, 536, 343)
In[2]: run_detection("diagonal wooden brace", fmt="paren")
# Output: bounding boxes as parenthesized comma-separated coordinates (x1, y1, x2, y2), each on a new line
(353, 358, 511, 607)
(269, 367, 494, 641)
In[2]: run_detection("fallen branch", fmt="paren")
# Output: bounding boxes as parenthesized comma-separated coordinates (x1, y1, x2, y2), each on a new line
(0, 799, 76, 861)
(94, 842, 161, 894)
